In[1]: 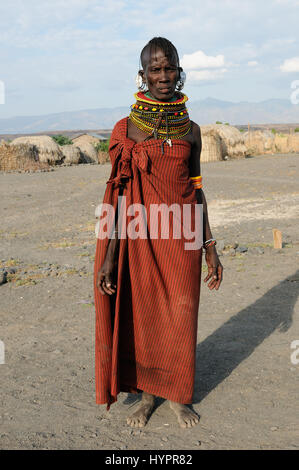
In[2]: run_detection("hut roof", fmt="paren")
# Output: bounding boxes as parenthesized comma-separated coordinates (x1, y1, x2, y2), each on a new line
(71, 132, 107, 141)
(201, 124, 247, 158)
(10, 135, 63, 163)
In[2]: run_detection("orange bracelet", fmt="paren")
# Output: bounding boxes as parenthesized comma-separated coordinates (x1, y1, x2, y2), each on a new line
(190, 175, 203, 190)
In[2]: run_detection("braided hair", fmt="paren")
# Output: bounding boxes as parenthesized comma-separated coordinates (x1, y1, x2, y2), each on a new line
(140, 37, 180, 70)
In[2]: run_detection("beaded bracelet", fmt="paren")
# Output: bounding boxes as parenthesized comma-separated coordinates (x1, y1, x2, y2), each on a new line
(203, 238, 217, 250)
(190, 175, 203, 190)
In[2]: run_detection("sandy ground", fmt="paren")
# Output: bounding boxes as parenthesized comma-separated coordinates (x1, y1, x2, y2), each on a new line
(0, 152, 298, 450)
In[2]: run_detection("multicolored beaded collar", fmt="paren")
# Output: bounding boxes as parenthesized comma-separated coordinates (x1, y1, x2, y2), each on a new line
(129, 91, 191, 154)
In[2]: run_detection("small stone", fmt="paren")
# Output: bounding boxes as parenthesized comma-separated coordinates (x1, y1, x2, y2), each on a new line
(228, 248, 236, 256)
(217, 240, 225, 252)
(236, 245, 248, 253)
(196, 441, 201, 446)
(248, 246, 264, 255)
(232, 242, 239, 249)
(0, 269, 7, 285)
(7, 267, 16, 274)
(162, 437, 168, 442)
(270, 426, 278, 431)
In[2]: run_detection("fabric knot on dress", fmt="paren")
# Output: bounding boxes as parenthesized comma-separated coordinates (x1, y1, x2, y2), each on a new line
(106, 138, 150, 189)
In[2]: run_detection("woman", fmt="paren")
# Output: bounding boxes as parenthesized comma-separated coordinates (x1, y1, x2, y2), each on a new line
(94, 37, 223, 429)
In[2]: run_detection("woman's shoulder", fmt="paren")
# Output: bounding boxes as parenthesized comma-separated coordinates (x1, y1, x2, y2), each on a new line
(190, 120, 201, 134)
(111, 116, 129, 136)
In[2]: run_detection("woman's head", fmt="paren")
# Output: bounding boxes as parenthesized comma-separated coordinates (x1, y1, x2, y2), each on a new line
(138, 37, 184, 102)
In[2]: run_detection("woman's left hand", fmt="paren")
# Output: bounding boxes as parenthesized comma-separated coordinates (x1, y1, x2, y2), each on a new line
(203, 245, 223, 290)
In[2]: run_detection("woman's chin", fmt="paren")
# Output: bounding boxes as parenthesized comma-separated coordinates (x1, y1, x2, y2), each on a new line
(150, 89, 176, 101)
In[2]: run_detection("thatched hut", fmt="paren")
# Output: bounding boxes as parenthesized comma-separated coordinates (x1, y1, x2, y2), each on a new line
(243, 130, 274, 155)
(213, 124, 247, 158)
(244, 130, 299, 155)
(59, 144, 82, 165)
(71, 134, 100, 146)
(10, 136, 63, 164)
(72, 141, 98, 163)
(0, 142, 50, 172)
(200, 124, 247, 161)
(288, 134, 299, 153)
(200, 127, 222, 162)
(273, 134, 290, 153)
(97, 150, 110, 164)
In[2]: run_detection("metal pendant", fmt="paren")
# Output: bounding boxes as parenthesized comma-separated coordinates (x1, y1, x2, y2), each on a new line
(166, 138, 172, 147)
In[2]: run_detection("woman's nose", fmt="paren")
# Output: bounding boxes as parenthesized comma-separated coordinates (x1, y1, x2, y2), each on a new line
(159, 71, 170, 82)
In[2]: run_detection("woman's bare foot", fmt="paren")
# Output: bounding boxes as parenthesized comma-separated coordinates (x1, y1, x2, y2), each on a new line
(126, 392, 155, 428)
(169, 401, 200, 428)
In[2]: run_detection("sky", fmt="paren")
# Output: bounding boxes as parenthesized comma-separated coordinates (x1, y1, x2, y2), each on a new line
(0, 0, 299, 118)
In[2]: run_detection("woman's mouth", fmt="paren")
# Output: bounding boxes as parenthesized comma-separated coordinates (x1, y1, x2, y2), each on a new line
(159, 87, 172, 93)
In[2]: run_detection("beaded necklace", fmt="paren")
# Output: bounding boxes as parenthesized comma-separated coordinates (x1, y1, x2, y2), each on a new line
(129, 91, 191, 154)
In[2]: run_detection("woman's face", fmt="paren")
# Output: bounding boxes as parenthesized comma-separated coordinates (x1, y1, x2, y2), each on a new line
(141, 48, 179, 101)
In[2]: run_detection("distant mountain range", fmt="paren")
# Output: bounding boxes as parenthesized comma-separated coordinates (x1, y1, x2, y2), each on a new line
(0, 98, 299, 135)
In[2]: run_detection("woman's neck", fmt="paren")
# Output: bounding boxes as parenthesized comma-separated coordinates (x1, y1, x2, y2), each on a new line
(144, 90, 178, 103)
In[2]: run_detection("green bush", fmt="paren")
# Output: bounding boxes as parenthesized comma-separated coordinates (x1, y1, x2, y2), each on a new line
(271, 128, 277, 134)
(94, 139, 110, 153)
(225, 122, 229, 125)
(52, 135, 73, 145)
(239, 128, 245, 132)
(216, 121, 222, 124)
(294, 128, 299, 133)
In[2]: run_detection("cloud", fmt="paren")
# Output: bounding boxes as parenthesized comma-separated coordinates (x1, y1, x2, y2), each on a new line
(181, 49, 228, 84)
(1, 0, 299, 117)
(181, 50, 225, 71)
(280, 57, 299, 72)
(187, 68, 228, 82)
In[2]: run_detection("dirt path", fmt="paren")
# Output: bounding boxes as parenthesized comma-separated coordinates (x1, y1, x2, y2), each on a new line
(0, 153, 298, 450)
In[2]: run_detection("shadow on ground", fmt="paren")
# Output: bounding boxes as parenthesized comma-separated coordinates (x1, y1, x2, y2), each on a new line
(193, 269, 298, 403)
(123, 270, 298, 410)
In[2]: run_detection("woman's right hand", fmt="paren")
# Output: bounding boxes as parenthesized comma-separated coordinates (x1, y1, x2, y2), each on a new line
(96, 250, 117, 296)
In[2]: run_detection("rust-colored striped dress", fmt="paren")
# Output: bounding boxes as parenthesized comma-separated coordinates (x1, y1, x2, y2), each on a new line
(94, 117, 202, 410)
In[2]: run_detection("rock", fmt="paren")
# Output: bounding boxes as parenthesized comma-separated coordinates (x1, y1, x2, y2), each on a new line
(232, 242, 239, 249)
(236, 245, 248, 253)
(7, 267, 16, 274)
(248, 246, 264, 255)
(217, 239, 225, 251)
(228, 248, 236, 256)
(0, 269, 7, 285)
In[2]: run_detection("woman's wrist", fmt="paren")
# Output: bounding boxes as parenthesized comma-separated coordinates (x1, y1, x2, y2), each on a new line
(204, 243, 217, 252)
(203, 238, 217, 251)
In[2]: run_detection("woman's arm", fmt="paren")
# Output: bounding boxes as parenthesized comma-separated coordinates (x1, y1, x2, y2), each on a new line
(190, 122, 223, 290)
(96, 187, 123, 296)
